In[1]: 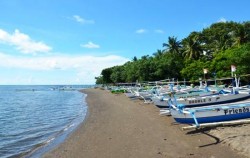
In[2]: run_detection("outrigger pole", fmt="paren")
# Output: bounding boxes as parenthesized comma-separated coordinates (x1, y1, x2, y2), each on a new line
(182, 119, 250, 131)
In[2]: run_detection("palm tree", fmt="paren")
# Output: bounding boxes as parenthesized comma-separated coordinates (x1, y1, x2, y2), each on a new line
(132, 56, 138, 62)
(163, 36, 182, 54)
(182, 35, 203, 60)
(232, 25, 248, 47)
(214, 34, 231, 51)
(243, 21, 250, 42)
(153, 49, 163, 59)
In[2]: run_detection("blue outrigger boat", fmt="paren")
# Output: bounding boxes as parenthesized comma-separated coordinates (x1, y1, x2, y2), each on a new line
(168, 93, 250, 129)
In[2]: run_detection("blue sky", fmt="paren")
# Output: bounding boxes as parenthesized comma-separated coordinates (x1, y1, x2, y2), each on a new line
(0, 0, 249, 85)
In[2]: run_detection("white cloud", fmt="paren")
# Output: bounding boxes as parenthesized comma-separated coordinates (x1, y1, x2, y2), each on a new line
(81, 41, 100, 49)
(135, 29, 147, 34)
(0, 29, 52, 54)
(72, 15, 95, 24)
(154, 29, 164, 34)
(218, 17, 227, 23)
(136, 29, 164, 34)
(0, 53, 129, 84)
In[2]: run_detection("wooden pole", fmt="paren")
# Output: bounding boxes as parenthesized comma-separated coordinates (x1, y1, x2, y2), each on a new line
(182, 119, 250, 131)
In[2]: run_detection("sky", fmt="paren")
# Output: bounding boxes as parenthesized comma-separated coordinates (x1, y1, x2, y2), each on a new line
(0, 0, 249, 85)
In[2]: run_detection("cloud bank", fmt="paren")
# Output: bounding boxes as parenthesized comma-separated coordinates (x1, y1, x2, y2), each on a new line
(0, 29, 52, 54)
(0, 53, 129, 84)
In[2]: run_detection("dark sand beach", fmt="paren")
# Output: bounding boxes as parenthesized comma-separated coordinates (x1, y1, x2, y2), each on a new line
(43, 88, 246, 158)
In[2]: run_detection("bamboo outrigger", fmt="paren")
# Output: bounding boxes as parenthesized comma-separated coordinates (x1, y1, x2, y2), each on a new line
(182, 118, 250, 130)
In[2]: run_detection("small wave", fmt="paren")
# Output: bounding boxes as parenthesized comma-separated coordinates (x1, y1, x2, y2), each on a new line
(63, 123, 75, 131)
(16, 138, 55, 158)
(45, 137, 55, 144)
(15, 89, 37, 92)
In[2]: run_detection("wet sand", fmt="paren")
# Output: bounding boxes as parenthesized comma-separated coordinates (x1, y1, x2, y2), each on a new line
(43, 88, 246, 158)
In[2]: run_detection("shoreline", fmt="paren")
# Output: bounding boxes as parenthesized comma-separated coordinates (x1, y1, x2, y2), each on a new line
(26, 92, 88, 158)
(43, 88, 245, 158)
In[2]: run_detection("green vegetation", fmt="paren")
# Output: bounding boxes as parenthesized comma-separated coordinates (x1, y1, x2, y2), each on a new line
(96, 21, 250, 84)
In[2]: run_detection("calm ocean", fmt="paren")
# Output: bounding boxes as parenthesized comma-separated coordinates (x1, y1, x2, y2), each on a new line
(0, 85, 89, 158)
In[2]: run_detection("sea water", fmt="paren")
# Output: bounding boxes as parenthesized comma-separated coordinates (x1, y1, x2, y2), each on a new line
(0, 85, 88, 158)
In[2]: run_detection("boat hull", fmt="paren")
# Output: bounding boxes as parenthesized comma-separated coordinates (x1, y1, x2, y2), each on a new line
(175, 93, 250, 108)
(151, 97, 169, 108)
(173, 112, 250, 124)
(170, 102, 250, 124)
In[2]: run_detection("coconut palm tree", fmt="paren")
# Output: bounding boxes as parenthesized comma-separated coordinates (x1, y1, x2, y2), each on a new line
(214, 34, 231, 51)
(132, 56, 138, 62)
(182, 35, 203, 60)
(232, 25, 248, 47)
(153, 49, 163, 59)
(163, 36, 182, 54)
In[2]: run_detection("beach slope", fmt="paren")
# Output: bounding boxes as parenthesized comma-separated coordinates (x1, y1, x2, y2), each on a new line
(43, 88, 242, 158)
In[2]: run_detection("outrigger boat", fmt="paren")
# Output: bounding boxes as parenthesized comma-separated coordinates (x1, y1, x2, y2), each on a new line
(156, 86, 250, 109)
(153, 87, 218, 108)
(168, 96, 250, 129)
(171, 75, 250, 108)
(174, 89, 250, 108)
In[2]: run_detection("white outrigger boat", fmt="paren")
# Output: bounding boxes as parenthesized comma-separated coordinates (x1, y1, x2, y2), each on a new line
(151, 82, 215, 108)
(155, 86, 250, 109)
(174, 89, 250, 108)
(153, 87, 218, 108)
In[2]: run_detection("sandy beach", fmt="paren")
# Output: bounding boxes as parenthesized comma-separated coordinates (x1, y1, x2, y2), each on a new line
(43, 88, 247, 158)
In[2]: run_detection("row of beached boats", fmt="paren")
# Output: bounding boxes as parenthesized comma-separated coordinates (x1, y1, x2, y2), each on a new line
(108, 77, 250, 130)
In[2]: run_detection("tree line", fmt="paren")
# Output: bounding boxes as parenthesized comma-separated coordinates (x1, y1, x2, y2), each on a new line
(95, 21, 250, 85)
